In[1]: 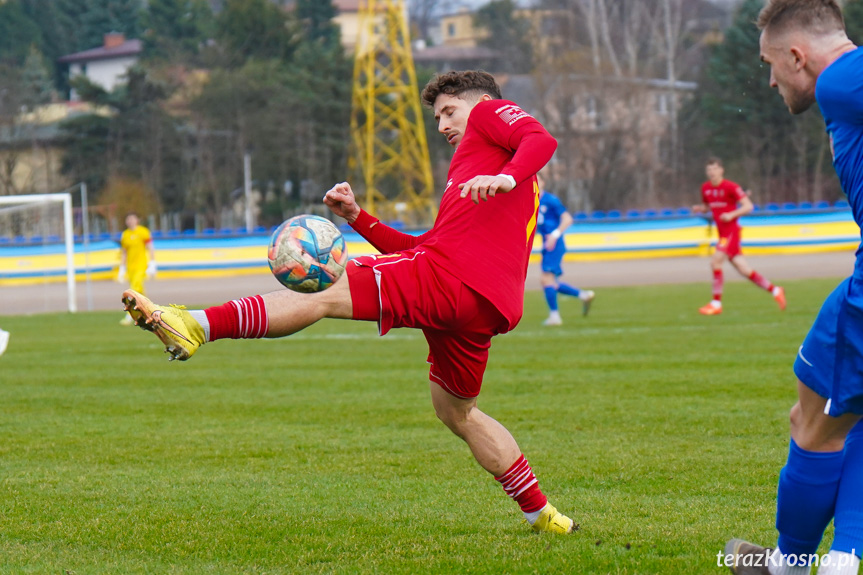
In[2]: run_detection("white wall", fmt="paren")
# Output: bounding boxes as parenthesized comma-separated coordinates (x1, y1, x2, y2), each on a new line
(69, 56, 138, 99)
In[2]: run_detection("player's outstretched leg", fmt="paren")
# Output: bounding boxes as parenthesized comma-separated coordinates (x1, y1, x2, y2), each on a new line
(122, 275, 353, 361)
(731, 256, 786, 311)
(430, 382, 575, 534)
(557, 283, 596, 317)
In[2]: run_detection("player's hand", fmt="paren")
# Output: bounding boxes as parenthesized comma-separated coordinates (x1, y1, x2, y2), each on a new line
(719, 213, 734, 222)
(544, 235, 558, 251)
(324, 182, 361, 223)
(691, 204, 706, 214)
(458, 175, 513, 204)
(116, 265, 126, 283)
(146, 261, 157, 279)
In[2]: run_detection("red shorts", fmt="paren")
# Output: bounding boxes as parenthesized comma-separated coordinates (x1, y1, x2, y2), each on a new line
(346, 249, 508, 399)
(716, 227, 742, 259)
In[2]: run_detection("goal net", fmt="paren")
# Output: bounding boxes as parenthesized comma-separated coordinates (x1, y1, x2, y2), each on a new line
(0, 193, 76, 313)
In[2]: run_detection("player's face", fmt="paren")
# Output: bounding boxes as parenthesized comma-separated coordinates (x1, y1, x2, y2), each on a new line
(759, 30, 817, 115)
(705, 163, 724, 184)
(433, 93, 477, 149)
(126, 215, 138, 229)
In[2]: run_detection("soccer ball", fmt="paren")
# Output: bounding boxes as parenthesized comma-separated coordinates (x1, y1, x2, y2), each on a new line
(267, 215, 348, 293)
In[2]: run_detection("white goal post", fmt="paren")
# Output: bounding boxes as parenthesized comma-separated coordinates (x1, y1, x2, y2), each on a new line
(0, 193, 76, 313)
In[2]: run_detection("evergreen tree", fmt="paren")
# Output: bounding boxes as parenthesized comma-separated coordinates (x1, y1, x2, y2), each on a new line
(845, 0, 863, 45)
(296, 0, 340, 49)
(79, 0, 143, 50)
(141, 0, 214, 62)
(0, 0, 42, 65)
(21, 45, 54, 106)
(216, 0, 294, 65)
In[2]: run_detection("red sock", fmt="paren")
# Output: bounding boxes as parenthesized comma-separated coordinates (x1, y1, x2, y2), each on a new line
(748, 271, 774, 292)
(712, 269, 723, 301)
(495, 454, 548, 513)
(204, 295, 269, 341)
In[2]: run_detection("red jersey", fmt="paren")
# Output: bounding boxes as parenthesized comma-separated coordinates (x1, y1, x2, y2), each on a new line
(701, 179, 747, 236)
(350, 99, 557, 330)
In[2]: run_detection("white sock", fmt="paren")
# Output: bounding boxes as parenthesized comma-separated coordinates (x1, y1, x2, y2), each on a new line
(769, 547, 814, 575)
(710, 300, 722, 308)
(579, 290, 594, 301)
(773, 286, 782, 296)
(524, 509, 543, 525)
(817, 551, 860, 575)
(189, 310, 210, 342)
(548, 310, 561, 320)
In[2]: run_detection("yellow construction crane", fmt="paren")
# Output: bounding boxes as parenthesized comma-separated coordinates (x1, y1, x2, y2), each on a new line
(349, 0, 436, 227)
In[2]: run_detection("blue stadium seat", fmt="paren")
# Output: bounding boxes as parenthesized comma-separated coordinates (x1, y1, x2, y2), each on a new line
(591, 210, 606, 219)
(166, 230, 180, 237)
(766, 203, 780, 211)
(338, 223, 352, 233)
(388, 221, 405, 230)
(607, 210, 621, 218)
(254, 226, 267, 234)
(836, 200, 850, 209)
(643, 209, 658, 218)
(661, 209, 675, 217)
(14, 236, 26, 243)
(627, 210, 641, 218)
(219, 228, 234, 235)
(676, 208, 692, 216)
(151, 230, 163, 239)
(182, 229, 196, 236)
(236, 227, 248, 234)
(816, 201, 831, 209)
(203, 228, 216, 235)
(752, 204, 763, 213)
(574, 212, 589, 221)
(799, 202, 813, 210)
(782, 202, 798, 210)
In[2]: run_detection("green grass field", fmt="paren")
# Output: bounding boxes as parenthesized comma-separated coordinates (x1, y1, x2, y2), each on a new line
(0, 278, 845, 574)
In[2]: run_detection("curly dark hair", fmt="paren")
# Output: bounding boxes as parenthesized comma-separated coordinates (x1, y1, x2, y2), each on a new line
(420, 70, 502, 108)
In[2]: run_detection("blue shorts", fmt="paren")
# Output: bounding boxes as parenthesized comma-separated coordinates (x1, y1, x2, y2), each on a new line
(540, 239, 566, 276)
(794, 276, 863, 416)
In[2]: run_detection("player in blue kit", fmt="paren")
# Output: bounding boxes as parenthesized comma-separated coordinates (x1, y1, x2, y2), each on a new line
(536, 172, 595, 326)
(723, 1, 863, 575)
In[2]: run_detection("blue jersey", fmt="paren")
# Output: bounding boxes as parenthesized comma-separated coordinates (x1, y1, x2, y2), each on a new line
(816, 47, 863, 274)
(537, 191, 568, 237)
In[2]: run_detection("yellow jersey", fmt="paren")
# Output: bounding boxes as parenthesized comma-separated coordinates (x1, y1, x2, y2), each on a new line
(120, 225, 152, 271)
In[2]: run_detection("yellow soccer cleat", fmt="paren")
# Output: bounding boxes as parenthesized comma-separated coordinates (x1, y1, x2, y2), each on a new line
(121, 289, 205, 361)
(531, 503, 576, 534)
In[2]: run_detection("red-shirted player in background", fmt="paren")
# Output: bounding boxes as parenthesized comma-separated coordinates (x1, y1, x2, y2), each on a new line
(692, 157, 786, 316)
(121, 71, 575, 534)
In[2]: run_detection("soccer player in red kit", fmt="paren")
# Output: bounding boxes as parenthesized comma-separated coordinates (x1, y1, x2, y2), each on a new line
(121, 71, 575, 534)
(693, 157, 786, 315)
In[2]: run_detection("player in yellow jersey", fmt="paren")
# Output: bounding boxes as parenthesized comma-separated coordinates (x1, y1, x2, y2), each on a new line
(119, 213, 156, 325)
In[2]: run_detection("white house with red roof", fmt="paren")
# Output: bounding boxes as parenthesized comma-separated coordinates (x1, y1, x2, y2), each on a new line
(58, 33, 143, 100)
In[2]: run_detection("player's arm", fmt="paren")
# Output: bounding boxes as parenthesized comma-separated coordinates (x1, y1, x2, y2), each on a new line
(720, 192, 754, 222)
(691, 202, 709, 214)
(545, 210, 572, 251)
(459, 104, 558, 203)
(324, 182, 430, 254)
